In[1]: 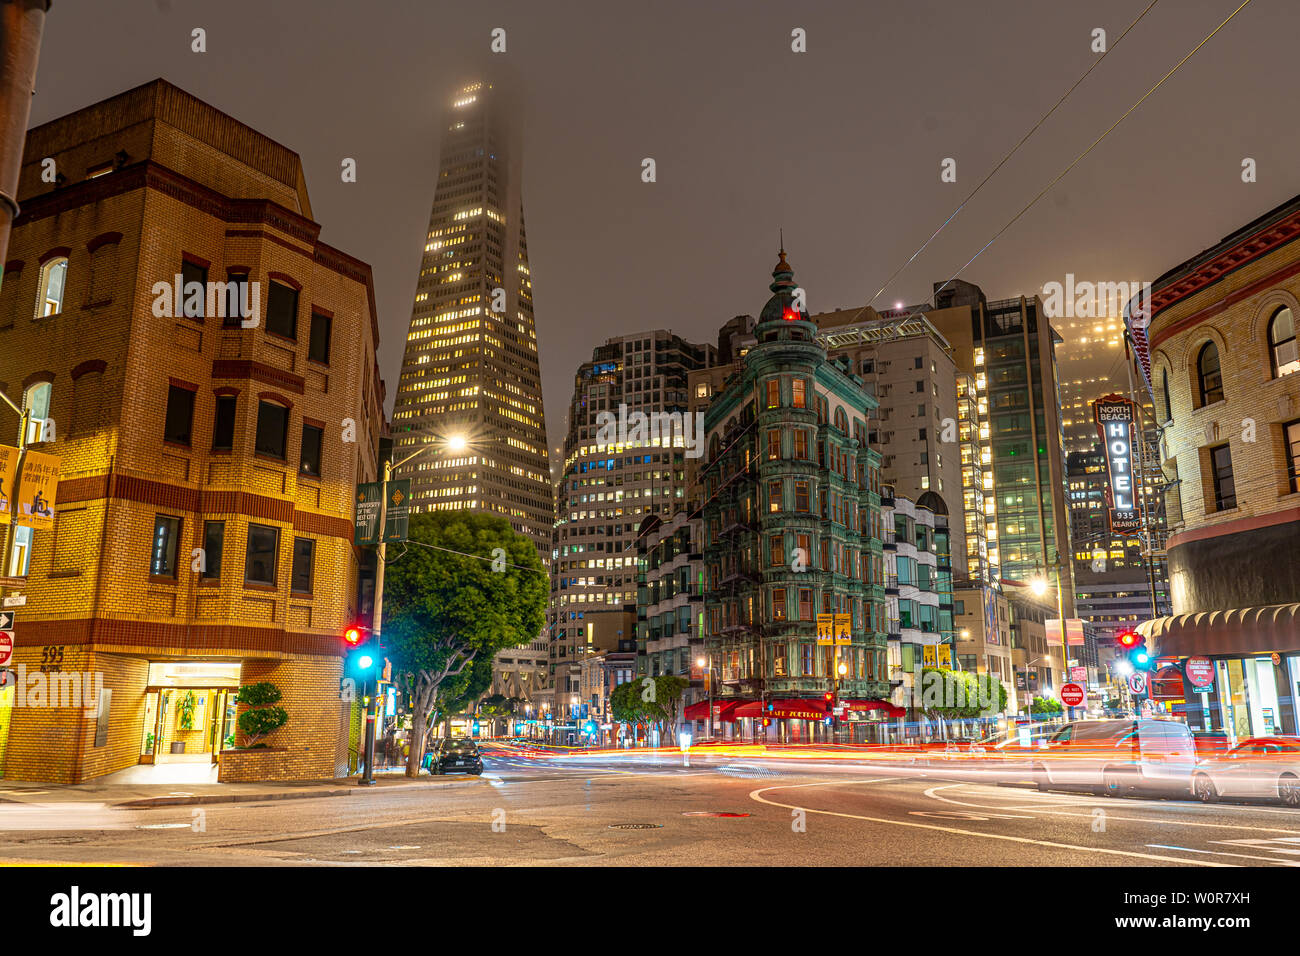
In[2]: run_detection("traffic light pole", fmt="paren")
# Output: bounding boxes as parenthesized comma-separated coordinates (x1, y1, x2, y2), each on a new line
(358, 457, 394, 785)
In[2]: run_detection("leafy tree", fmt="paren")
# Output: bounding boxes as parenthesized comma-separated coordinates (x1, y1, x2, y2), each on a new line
(234, 682, 289, 748)
(610, 675, 689, 745)
(1031, 695, 1064, 717)
(383, 511, 546, 777)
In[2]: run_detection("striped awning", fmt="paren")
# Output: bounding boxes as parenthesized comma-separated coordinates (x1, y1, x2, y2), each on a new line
(1138, 604, 1300, 657)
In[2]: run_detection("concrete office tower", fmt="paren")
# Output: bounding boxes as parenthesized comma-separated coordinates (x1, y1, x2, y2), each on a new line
(390, 80, 551, 553)
(546, 330, 716, 712)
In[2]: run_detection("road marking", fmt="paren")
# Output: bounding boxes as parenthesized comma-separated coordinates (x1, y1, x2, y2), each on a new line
(923, 784, 1300, 835)
(1146, 843, 1300, 865)
(748, 780, 1232, 866)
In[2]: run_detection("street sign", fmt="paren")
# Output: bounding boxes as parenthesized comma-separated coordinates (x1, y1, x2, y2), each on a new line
(0, 445, 18, 525)
(1092, 395, 1141, 534)
(1128, 672, 1148, 696)
(1061, 683, 1085, 707)
(1070, 666, 1087, 683)
(353, 482, 382, 545)
(1185, 656, 1214, 689)
(815, 613, 852, 646)
(382, 479, 411, 543)
(0, 611, 14, 629)
(2, 595, 24, 608)
(0, 629, 12, 667)
(13, 449, 61, 530)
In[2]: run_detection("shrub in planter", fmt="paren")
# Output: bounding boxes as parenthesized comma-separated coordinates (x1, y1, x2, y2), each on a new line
(233, 681, 289, 748)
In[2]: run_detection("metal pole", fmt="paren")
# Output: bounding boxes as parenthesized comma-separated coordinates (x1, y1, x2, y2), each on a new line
(0, 1, 51, 274)
(358, 457, 391, 785)
(1054, 555, 1069, 718)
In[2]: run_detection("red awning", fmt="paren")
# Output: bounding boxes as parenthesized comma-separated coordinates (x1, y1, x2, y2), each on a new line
(731, 701, 763, 720)
(844, 699, 906, 719)
(683, 700, 710, 720)
(716, 700, 743, 723)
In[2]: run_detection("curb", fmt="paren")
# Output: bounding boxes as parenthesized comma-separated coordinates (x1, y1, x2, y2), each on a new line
(105, 776, 490, 810)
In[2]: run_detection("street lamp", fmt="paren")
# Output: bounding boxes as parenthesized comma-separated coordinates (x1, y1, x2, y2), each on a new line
(696, 655, 713, 742)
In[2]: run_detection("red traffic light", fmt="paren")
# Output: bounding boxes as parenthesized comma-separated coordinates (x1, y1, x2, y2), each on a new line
(823, 691, 834, 701)
(1117, 630, 1140, 649)
(343, 627, 364, 647)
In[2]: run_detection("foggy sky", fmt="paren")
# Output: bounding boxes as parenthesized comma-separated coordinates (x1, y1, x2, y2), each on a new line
(27, 0, 1300, 451)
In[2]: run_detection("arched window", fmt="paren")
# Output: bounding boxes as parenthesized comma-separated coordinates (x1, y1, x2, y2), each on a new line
(23, 381, 52, 444)
(36, 257, 68, 317)
(1268, 306, 1299, 378)
(834, 407, 848, 434)
(1159, 368, 1172, 423)
(1196, 342, 1224, 407)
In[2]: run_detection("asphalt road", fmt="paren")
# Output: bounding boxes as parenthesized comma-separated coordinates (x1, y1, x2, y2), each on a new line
(3, 743, 1300, 866)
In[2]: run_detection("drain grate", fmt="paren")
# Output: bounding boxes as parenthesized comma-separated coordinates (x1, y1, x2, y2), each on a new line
(608, 823, 663, 830)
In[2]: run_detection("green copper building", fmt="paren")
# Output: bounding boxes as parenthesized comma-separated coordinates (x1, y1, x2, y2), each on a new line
(700, 251, 892, 743)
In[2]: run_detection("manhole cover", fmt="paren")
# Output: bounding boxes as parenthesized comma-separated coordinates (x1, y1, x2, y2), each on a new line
(682, 811, 750, 818)
(608, 823, 663, 830)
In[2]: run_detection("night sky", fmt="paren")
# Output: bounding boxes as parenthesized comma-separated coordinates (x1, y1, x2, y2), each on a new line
(27, 0, 1300, 450)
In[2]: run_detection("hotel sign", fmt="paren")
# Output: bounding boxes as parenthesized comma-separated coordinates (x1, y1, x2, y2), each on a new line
(1092, 395, 1141, 534)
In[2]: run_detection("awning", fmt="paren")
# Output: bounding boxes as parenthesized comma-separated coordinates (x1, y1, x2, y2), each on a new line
(1149, 666, 1185, 703)
(683, 700, 710, 720)
(1138, 603, 1300, 657)
(732, 698, 828, 720)
(844, 699, 906, 718)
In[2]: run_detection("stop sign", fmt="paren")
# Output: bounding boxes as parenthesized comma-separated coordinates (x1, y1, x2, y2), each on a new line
(1060, 682, 1085, 707)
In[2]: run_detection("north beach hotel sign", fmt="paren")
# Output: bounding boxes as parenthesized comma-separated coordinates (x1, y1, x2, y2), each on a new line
(1092, 394, 1141, 534)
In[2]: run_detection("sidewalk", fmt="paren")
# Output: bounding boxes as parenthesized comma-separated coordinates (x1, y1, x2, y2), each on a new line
(0, 769, 488, 810)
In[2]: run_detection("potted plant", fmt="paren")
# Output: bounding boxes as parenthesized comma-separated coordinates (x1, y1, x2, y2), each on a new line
(233, 682, 288, 748)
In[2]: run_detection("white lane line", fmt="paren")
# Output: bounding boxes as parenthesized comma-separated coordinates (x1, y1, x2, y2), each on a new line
(748, 780, 1232, 867)
(923, 784, 1300, 835)
(1146, 844, 1300, 866)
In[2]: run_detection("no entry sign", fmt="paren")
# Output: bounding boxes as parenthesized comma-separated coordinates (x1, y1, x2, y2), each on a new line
(0, 629, 12, 667)
(1060, 682, 1085, 707)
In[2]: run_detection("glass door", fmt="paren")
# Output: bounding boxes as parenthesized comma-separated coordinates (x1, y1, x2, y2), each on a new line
(139, 691, 160, 764)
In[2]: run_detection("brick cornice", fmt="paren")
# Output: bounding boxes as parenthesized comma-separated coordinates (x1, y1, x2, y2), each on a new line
(212, 359, 305, 394)
(57, 472, 352, 540)
(13, 617, 343, 657)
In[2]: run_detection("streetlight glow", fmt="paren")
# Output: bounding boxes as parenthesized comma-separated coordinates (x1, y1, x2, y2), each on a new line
(446, 434, 468, 452)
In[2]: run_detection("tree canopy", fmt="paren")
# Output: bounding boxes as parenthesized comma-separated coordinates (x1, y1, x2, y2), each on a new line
(382, 511, 547, 775)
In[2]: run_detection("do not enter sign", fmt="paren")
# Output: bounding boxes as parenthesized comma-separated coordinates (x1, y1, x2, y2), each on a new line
(0, 629, 12, 667)
(1060, 682, 1085, 707)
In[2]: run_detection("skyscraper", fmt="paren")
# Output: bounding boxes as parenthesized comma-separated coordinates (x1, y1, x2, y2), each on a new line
(391, 80, 551, 552)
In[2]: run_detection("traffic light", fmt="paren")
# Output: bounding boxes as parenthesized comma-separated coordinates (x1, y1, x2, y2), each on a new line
(343, 626, 364, 647)
(343, 625, 377, 680)
(762, 717, 771, 727)
(1117, 628, 1151, 671)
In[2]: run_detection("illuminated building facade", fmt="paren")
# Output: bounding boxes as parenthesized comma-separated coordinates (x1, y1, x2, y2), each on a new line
(0, 81, 383, 783)
(700, 252, 890, 743)
(390, 81, 551, 550)
(548, 331, 715, 709)
(389, 81, 551, 703)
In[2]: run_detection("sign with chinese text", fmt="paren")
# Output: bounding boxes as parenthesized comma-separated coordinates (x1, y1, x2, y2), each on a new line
(922, 644, 937, 666)
(936, 644, 952, 668)
(1185, 656, 1215, 689)
(0, 444, 18, 525)
(13, 449, 60, 530)
(1092, 395, 1141, 534)
(815, 613, 852, 646)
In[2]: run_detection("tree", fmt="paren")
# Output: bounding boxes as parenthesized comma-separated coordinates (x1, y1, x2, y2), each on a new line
(234, 682, 289, 748)
(383, 511, 547, 777)
(1031, 695, 1064, 717)
(610, 675, 689, 746)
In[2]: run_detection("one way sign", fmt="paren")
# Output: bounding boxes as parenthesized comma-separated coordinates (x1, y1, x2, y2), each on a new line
(0, 611, 14, 629)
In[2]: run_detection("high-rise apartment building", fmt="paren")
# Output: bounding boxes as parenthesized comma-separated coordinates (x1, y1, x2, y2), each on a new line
(390, 81, 550, 549)
(925, 281, 1075, 615)
(548, 331, 715, 707)
(815, 307, 971, 581)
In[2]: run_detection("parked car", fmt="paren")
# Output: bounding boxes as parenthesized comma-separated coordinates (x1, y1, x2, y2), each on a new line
(429, 737, 484, 776)
(1029, 718, 1196, 797)
(1192, 736, 1300, 807)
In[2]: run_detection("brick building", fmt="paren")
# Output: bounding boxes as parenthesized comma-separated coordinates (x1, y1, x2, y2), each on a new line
(1130, 191, 1300, 740)
(0, 80, 383, 783)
